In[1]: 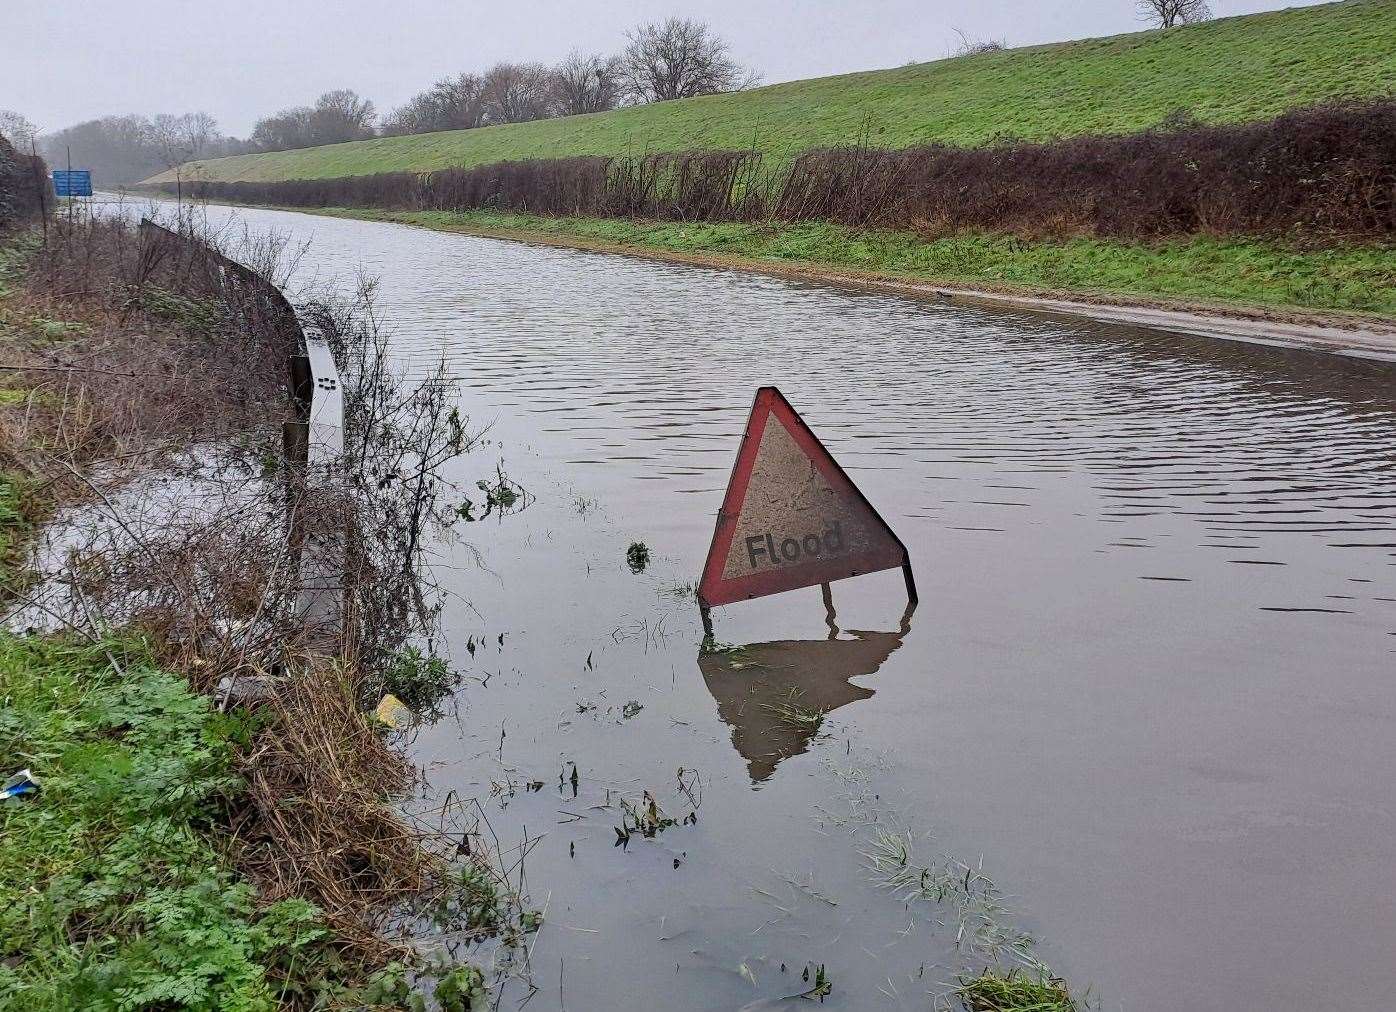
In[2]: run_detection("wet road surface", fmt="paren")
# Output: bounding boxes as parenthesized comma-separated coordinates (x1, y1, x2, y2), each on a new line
(160, 200, 1396, 1010)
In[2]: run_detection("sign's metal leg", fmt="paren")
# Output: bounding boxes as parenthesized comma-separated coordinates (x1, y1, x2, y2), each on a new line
(699, 601, 714, 639)
(821, 582, 839, 639)
(901, 560, 918, 604)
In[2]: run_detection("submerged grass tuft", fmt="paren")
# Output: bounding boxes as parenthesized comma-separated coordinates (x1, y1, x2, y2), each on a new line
(760, 689, 825, 731)
(953, 967, 1076, 1012)
(625, 540, 650, 573)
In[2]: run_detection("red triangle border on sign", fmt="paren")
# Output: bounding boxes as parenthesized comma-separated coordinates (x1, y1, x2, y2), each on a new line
(697, 387, 914, 609)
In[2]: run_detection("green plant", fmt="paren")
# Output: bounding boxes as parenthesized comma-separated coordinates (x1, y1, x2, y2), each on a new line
(760, 689, 825, 731)
(0, 471, 30, 585)
(626, 541, 650, 573)
(0, 633, 346, 1010)
(378, 644, 458, 712)
(433, 964, 487, 1012)
(430, 860, 504, 937)
(953, 967, 1076, 1011)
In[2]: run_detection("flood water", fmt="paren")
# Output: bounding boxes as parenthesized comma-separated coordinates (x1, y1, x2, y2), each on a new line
(157, 200, 1396, 1009)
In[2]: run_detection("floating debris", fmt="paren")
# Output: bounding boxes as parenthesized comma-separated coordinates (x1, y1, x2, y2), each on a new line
(373, 693, 412, 729)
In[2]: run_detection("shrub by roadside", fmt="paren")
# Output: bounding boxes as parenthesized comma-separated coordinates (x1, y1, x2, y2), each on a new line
(0, 135, 47, 233)
(156, 99, 1396, 242)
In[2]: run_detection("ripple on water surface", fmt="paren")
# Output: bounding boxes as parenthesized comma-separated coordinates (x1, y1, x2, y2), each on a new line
(162, 202, 1396, 1011)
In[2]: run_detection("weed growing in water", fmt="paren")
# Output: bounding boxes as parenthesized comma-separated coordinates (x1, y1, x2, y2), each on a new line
(613, 790, 697, 849)
(760, 688, 825, 731)
(862, 830, 1037, 964)
(375, 644, 459, 713)
(949, 967, 1076, 1012)
(802, 963, 833, 1001)
(626, 540, 650, 573)
(455, 465, 529, 523)
(698, 635, 759, 667)
(361, 958, 487, 1012)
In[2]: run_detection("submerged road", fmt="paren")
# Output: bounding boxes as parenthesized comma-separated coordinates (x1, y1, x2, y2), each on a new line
(145, 197, 1396, 1010)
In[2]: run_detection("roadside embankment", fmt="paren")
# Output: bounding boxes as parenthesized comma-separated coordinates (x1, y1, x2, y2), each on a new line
(142, 0, 1396, 184)
(0, 210, 518, 1008)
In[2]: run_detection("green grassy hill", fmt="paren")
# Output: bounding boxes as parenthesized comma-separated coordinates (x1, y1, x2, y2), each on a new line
(149, 0, 1395, 185)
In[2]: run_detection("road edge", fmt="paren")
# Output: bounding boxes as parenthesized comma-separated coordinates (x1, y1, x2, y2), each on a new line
(334, 210, 1396, 362)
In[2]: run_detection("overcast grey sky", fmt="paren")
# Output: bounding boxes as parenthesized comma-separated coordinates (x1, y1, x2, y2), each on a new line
(5, 0, 1327, 137)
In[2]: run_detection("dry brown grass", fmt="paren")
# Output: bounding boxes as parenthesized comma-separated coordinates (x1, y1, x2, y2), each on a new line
(231, 662, 438, 960)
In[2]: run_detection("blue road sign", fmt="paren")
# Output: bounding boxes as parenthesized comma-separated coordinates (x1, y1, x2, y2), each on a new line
(52, 170, 93, 197)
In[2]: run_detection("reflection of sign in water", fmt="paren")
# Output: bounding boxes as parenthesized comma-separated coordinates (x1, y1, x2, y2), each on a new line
(698, 387, 913, 612)
(698, 603, 912, 782)
(52, 170, 93, 197)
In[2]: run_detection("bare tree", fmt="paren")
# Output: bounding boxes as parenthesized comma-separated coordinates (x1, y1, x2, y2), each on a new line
(618, 18, 758, 104)
(0, 109, 38, 148)
(1137, 0, 1212, 28)
(251, 90, 375, 151)
(41, 116, 160, 183)
(551, 51, 623, 116)
(480, 63, 556, 124)
(148, 111, 218, 167)
(948, 27, 1006, 56)
(381, 74, 486, 136)
(251, 107, 314, 152)
(146, 112, 219, 200)
(307, 89, 376, 145)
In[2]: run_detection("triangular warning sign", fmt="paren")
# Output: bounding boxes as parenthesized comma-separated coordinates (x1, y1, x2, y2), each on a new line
(698, 387, 910, 609)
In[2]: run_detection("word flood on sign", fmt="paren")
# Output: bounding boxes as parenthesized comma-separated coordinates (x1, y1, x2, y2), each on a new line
(697, 387, 915, 616)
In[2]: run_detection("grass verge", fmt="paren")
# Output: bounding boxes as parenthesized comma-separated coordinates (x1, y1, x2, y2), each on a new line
(0, 217, 508, 1007)
(313, 207, 1396, 321)
(0, 634, 338, 1009)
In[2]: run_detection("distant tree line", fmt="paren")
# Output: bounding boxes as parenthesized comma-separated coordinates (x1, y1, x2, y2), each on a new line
(250, 89, 378, 151)
(363, 17, 757, 139)
(2, 17, 758, 185)
(25, 113, 250, 187)
(5, 5, 1223, 187)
